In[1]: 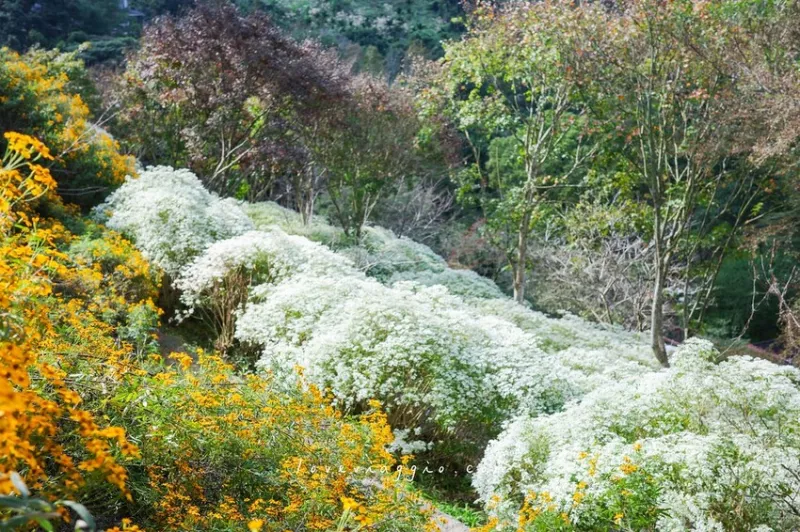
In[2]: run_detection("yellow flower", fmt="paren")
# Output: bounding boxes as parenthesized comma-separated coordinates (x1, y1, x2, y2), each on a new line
(620, 456, 638, 475)
(4, 132, 54, 160)
(614, 512, 624, 525)
(247, 519, 264, 532)
(355, 514, 374, 526)
(341, 496, 360, 512)
(169, 352, 194, 371)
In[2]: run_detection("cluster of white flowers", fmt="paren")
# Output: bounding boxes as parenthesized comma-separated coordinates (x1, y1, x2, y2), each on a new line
(103, 170, 800, 528)
(388, 268, 506, 300)
(340, 226, 448, 281)
(245, 202, 461, 286)
(239, 276, 521, 434)
(236, 268, 656, 448)
(176, 229, 355, 317)
(96, 167, 253, 275)
(244, 202, 346, 248)
(475, 339, 800, 530)
(98, 175, 657, 448)
(388, 428, 432, 455)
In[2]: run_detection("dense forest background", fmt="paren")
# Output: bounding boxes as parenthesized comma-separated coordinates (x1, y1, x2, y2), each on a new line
(0, 0, 466, 73)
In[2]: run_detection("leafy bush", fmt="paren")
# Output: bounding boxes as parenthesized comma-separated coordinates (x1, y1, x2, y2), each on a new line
(115, 349, 429, 531)
(475, 339, 800, 531)
(113, 2, 350, 199)
(0, 47, 135, 206)
(1, 133, 144, 521)
(244, 0, 466, 77)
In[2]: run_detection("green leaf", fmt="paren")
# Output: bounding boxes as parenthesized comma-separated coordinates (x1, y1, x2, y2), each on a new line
(0, 496, 29, 510)
(34, 517, 55, 532)
(0, 511, 60, 531)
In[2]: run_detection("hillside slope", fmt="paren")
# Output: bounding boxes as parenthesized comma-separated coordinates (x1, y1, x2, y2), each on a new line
(100, 166, 800, 531)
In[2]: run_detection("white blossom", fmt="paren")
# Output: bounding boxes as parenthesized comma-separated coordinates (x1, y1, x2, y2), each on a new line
(340, 226, 447, 281)
(244, 201, 346, 247)
(95, 166, 252, 275)
(475, 339, 800, 530)
(176, 229, 355, 317)
(389, 268, 506, 300)
(103, 174, 800, 529)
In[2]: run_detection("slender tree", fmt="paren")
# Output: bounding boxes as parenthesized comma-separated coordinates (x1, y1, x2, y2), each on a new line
(431, 2, 595, 303)
(569, 0, 762, 365)
(310, 76, 427, 240)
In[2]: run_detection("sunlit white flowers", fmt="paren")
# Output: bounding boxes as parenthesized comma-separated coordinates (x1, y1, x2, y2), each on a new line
(96, 166, 253, 275)
(475, 339, 800, 530)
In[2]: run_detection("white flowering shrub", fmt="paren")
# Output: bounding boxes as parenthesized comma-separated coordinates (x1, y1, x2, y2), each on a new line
(245, 201, 346, 247)
(103, 170, 663, 457)
(246, 203, 454, 285)
(236, 272, 649, 451)
(177, 229, 356, 309)
(176, 229, 355, 349)
(389, 268, 506, 300)
(474, 339, 800, 531)
(388, 428, 433, 455)
(340, 226, 447, 281)
(100, 168, 800, 527)
(235, 274, 370, 355)
(476, 297, 653, 357)
(96, 166, 253, 275)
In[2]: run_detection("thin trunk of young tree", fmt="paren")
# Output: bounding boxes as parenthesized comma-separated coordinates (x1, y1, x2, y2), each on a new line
(513, 209, 532, 303)
(650, 259, 670, 367)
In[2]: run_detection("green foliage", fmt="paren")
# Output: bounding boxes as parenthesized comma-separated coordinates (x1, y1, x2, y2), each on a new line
(312, 79, 430, 239)
(0, 46, 135, 206)
(702, 254, 787, 341)
(0, 0, 123, 52)
(427, 2, 597, 301)
(1, 0, 463, 71)
(76, 37, 139, 66)
(236, 0, 466, 77)
(416, 485, 488, 528)
(0, 474, 96, 532)
(111, 349, 428, 530)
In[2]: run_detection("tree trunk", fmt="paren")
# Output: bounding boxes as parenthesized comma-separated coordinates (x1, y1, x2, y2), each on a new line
(650, 262, 670, 367)
(513, 210, 532, 304)
(301, 199, 313, 226)
(298, 186, 314, 226)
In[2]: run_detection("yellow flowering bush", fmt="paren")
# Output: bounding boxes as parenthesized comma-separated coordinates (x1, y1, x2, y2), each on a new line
(476, 444, 663, 531)
(115, 350, 431, 531)
(1, 133, 145, 524)
(0, 131, 57, 226)
(0, 47, 135, 206)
